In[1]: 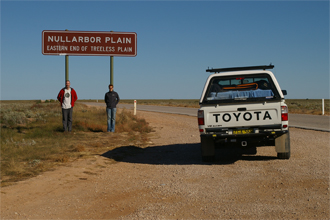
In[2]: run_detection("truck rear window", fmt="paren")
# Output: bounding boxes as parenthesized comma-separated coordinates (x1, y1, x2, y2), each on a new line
(203, 74, 280, 103)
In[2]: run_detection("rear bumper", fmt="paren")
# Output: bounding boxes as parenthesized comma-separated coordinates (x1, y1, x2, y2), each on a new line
(200, 130, 288, 147)
(200, 129, 289, 138)
(200, 129, 288, 139)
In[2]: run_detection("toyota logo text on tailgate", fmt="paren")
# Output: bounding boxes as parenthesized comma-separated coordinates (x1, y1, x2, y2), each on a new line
(213, 111, 272, 123)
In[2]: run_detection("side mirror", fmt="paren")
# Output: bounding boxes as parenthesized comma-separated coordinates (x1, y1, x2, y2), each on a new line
(282, 90, 287, 95)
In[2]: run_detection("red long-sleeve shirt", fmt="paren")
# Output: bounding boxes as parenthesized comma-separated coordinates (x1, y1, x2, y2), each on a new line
(57, 88, 78, 107)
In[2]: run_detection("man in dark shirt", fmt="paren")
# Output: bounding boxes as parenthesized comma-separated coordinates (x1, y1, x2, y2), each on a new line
(104, 84, 120, 132)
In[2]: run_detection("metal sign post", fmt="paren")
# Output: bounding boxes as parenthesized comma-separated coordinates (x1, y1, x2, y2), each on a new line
(65, 55, 69, 82)
(110, 56, 114, 85)
(65, 29, 69, 82)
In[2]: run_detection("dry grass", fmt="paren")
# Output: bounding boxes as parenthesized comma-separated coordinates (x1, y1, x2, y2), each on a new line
(286, 99, 330, 115)
(111, 99, 200, 108)
(119, 99, 330, 115)
(0, 101, 153, 186)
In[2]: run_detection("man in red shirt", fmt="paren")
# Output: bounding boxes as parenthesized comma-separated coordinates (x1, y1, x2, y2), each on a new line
(57, 80, 78, 132)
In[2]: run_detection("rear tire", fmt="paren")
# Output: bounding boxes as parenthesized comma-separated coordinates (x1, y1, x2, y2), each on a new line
(201, 135, 215, 162)
(277, 152, 290, 159)
(202, 155, 215, 162)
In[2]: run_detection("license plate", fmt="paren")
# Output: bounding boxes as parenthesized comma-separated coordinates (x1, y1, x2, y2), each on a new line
(233, 129, 253, 135)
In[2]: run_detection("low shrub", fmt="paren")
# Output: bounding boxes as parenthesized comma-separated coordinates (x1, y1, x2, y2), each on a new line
(0, 101, 153, 186)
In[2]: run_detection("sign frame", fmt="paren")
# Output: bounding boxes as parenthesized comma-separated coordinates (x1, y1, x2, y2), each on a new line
(42, 30, 137, 57)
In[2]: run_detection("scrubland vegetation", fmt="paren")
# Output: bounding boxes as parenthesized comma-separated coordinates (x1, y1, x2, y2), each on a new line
(1, 98, 328, 186)
(119, 99, 330, 115)
(119, 99, 199, 108)
(286, 99, 329, 115)
(0, 101, 153, 186)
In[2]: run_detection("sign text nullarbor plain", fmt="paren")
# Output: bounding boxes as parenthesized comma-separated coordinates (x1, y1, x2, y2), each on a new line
(47, 36, 132, 44)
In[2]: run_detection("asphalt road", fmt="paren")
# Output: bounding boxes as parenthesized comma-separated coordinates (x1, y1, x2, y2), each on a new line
(82, 102, 330, 132)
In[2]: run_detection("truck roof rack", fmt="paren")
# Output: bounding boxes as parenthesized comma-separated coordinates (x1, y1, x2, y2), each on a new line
(206, 64, 274, 73)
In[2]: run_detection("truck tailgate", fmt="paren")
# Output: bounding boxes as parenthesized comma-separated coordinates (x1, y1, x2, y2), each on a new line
(204, 102, 281, 128)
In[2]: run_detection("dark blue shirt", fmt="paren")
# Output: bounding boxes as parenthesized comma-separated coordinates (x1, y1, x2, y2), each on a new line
(104, 91, 120, 108)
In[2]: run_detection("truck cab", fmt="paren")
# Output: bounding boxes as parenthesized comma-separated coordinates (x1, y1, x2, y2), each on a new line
(198, 65, 290, 162)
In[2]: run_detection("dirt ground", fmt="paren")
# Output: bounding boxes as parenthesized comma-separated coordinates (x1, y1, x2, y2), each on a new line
(1, 111, 329, 219)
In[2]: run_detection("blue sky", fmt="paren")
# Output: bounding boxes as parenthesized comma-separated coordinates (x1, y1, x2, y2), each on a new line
(1, 1, 329, 100)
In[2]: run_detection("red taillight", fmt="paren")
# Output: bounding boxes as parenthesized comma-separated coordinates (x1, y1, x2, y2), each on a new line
(198, 110, 204, 125)
(282, 114, 288, 121)
(281, 106, 288, 121)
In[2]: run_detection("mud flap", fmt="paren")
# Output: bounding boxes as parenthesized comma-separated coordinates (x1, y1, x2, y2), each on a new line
(275, 131, 290, 153)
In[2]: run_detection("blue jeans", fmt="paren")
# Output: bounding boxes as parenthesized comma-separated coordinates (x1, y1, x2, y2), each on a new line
(106, 108, 117, 132)
(62, 108, 73, 132)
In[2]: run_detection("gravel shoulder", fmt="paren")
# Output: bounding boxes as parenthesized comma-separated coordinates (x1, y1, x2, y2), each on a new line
(1, 111, 329, 219)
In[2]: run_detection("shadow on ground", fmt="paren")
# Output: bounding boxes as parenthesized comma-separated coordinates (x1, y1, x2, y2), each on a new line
(101, 143, 277, 165)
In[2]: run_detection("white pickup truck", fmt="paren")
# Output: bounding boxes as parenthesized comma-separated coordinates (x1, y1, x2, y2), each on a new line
(198, 65, 290, 162)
